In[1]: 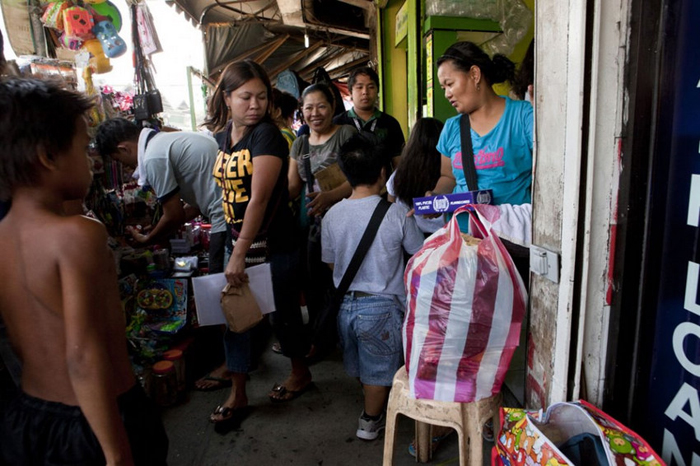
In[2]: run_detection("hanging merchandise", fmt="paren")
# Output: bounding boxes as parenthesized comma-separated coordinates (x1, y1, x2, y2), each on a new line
(135, 1, 162, 56)
(90, 1, 122, 31)
(83, 38, 112, 74)
(63, 6, 95, 40)
(41, 2, 71, 30)
(131, 1, 162, 122)
(38, 0, 127, 71)
(93, 20, 126, 58)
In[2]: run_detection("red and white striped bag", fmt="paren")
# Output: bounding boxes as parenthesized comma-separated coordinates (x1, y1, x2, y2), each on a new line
(403, 205, 527, 402)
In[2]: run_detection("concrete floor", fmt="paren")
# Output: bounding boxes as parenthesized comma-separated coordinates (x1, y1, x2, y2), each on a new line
(161, 340, 497, 466)
(0, 323, 509, 466)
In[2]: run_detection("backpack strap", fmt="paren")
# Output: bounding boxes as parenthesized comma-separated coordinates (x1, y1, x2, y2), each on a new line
(332, 199, 391, 303)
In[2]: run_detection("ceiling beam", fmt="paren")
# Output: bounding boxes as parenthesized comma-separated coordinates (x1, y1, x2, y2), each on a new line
(276, 0, 370, 40)
(297, 48, 347, 80)
(327, 56, 369, 79)
(255, 34, 290, 63)
(268, 40, 324, 78)
(208, 36, 283, 76)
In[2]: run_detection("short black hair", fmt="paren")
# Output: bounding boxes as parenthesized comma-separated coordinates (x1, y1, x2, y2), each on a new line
(0, 78, 94, 201)
(94, 117, 141, 157)
(272, 88, 299, 121)
(348, 66, 380, 93)
(301, 83, 335, 109)
(338, 132, 388, 188)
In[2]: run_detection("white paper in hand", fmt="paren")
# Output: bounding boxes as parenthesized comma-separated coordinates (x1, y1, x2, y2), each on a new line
(192, 263, 276, 326)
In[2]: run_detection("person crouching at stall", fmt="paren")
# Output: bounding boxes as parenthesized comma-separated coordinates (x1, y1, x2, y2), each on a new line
(204, 60, 313, 428)
(0, 78, 168, 465)
(94, 118, 227, 274)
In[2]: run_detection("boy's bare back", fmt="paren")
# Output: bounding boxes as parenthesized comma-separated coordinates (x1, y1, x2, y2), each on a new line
(0, 208, 135, 404)
(0, 78, 169, 465)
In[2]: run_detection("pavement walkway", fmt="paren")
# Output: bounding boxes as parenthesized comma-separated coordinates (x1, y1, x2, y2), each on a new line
(161, 339, 495, 466)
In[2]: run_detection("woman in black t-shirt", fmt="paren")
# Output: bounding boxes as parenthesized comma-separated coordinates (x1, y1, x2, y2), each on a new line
(205, 60, 312, 425)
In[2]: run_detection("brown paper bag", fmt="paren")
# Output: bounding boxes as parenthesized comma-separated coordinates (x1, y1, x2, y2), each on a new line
(314, 163, 346, 191)
(220, 283, 263, 333)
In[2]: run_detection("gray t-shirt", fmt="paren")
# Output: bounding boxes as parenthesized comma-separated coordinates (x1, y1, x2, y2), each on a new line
(142, 131, 226, 234)
(321, 195, 424, 299)
(290, 125, 356, 187)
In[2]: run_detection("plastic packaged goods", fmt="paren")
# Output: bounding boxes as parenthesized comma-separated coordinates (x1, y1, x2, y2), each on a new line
(425, 0, 532, 56)
(150, 360, 178, 406)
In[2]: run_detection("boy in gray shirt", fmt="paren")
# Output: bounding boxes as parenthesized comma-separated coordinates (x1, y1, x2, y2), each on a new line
(321, 133, 424, 441)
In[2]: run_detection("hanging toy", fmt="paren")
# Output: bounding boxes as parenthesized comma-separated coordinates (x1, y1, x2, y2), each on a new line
(89, 0, 122, 31)
(82, 67, 105, 127)
(92, 20, 126, 58)
(63, 6, 95, 40)
(60, 32, 83, 51)
(41, 1, 71, 31)
(83, 38, 112, 74)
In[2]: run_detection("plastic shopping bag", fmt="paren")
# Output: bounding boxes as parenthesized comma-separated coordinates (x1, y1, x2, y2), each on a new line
(494, 401, 664, 466)
(403, 205, 527, 403)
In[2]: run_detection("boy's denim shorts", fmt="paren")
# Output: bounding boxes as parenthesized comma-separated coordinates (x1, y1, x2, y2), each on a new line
(337, 293, 404, 386)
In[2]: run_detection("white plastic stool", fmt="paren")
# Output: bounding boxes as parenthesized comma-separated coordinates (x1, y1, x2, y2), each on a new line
(382, 365, 501, 465)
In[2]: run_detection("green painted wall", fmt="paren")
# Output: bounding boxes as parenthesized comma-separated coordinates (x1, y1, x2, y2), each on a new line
(378, 0, 409, 139)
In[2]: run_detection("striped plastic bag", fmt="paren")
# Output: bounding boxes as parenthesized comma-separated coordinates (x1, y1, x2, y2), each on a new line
(403, 205, 527, 402)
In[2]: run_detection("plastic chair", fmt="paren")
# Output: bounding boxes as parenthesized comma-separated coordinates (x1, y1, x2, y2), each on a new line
(382, 365, 501, 465)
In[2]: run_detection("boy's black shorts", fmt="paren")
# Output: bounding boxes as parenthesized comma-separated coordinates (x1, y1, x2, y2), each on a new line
(0, 383, 168, 465)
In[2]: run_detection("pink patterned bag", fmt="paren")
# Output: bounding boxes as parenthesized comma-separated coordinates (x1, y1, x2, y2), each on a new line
(494, 401, 664, 466)
(403, 205, 527, 402)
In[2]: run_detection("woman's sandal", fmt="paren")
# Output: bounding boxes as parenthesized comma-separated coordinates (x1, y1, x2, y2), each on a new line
(407, 431, 453, 458)
(209, 405, 235, 423)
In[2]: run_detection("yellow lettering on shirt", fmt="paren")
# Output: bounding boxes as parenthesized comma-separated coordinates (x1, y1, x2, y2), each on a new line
(237, 150, 253, 177)
(216, 147, 254, 224)
(230, 179, 248, 203)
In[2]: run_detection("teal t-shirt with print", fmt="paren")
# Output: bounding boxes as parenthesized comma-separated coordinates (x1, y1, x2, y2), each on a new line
(437, 96, 533, 205)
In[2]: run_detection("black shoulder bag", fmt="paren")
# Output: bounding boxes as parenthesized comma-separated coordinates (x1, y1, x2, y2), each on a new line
(312, 199, 392, 353)
(301, 135, 315, 196)
(459, 114, 479, 191)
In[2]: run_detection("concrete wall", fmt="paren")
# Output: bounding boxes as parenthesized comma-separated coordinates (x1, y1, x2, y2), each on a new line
(529, 0, 631, 408)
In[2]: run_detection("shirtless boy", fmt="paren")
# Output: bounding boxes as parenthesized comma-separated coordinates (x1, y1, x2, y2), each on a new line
(0, 78, 168, 465)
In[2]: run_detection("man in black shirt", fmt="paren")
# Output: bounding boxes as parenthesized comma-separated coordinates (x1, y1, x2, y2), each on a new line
(333, 66, 405, 169)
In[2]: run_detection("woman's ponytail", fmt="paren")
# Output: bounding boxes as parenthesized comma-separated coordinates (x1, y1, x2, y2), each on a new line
(490, 54, 516, 84)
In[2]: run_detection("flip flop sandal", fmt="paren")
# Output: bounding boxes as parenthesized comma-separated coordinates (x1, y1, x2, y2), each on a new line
(195, 373, 232, 392)
(209, 405, 235, 423)
(268, 382, 313, 402)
